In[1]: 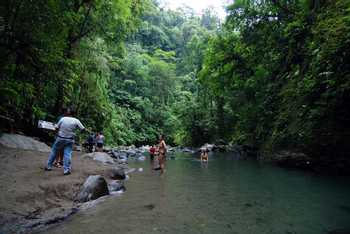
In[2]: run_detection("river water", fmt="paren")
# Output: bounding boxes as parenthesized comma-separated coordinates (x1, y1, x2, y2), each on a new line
(42, 152, 350, 234)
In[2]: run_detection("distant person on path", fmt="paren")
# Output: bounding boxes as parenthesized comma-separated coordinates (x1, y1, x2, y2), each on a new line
(95, 132, 105, 152)
(156, 134, 167, 174)
(45, 108, 87, 175)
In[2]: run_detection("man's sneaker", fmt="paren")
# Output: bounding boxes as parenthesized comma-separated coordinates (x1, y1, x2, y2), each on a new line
(44, 167, 52, 171)
(63, 171, 71, 176)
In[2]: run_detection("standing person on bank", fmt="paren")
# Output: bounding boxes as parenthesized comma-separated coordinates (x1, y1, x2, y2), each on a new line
(53, 109, 66, 168)
(157, 134, 167, 174)
(86, 132, 95, 153)
(95, 132, 105, 152)
(45, 108, 87, 175)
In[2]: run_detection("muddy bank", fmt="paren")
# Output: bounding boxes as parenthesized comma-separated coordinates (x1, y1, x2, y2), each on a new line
(0, 146, 122, 234)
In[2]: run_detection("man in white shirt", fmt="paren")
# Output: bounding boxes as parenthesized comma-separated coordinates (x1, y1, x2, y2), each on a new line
(45, 108, 87, 175)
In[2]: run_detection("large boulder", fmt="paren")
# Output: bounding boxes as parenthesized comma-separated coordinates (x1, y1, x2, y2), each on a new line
(0, 133, 51, 152)
(83, 152, 115, 165)
(108, 168, 126, 180)
(75, 175, 109, 203)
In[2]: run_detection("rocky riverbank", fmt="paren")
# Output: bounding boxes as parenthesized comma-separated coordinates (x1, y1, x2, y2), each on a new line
(0, 134, 133, 234)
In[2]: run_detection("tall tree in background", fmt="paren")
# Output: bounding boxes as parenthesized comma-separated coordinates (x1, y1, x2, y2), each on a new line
(0, 0, 146, 140)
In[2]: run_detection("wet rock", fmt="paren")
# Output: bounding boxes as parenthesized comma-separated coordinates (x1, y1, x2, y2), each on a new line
(181, 147, 195, 153)
(272, 151, 313, 170)
(144, 204, 155, 210)
(103, 146, 112, 152)
(83, 152, 115, 165)
(108, 168, 126, 180)
(118, 155, 128, 163)
(110, 150, 119, 159)
(200, 143, 215, 151)
(137, 155, 146, 161)
(213, 145, 227, 152)
(110, 150, 128, 163)
(167, 146, 174, 152)
(75, 175, 109, 203)
(126, 149, 137, 156)
(108, 181, 125, 192)
(138, 145, 150, 153)
(0, 133, 51, 152)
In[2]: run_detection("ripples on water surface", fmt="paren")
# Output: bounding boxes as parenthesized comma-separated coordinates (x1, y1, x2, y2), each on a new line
(43, 152, 350, 234)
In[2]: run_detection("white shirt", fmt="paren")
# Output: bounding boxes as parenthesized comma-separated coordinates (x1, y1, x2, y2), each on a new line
(57, 117, 85, 139)
(96, 135, 105, 144)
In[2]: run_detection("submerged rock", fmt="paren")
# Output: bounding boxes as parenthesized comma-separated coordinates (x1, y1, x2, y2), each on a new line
(83, 152, 115, 165)
(137, 155, 146, 161)
(75, 175, 109, 203)
(271, 151, 313, 170)
(108, 168, 126, 180)
(108, 180, 125, 192)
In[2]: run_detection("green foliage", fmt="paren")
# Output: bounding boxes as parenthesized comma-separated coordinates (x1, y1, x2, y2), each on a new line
(196, 0, 350, 161)
(2, 0, 347, 163)
(0, 0, 148, 140)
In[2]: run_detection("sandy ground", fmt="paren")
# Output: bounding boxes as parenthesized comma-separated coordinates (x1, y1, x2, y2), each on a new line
(0, 146, 113, 234)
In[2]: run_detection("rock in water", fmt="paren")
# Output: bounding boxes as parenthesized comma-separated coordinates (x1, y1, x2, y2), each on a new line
(0, 133, 51, 152)
(272, 151, 313, 170)
(108, 168, 126, 180)
(137, 155, 146, 161)
(83, 152, 115, 164)
(108, 181, 125, 192)
(75, 175, 109, 202)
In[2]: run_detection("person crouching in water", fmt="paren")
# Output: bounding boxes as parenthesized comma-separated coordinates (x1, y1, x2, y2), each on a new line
(45, 108, 87, 175)
(156, 134, 167, 174)
(200, 148, 209, 162)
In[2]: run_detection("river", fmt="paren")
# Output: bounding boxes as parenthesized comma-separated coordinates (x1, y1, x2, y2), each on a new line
(41, 152, 350, 234)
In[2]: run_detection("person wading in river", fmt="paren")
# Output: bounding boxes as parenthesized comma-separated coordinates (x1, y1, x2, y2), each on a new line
(200, 148, 209, 162)
(45, 108, 88, 175)
(155, 134, 167, 174)
(149, 145, 156, 161)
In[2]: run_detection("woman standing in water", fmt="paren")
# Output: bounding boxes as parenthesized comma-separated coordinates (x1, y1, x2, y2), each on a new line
(157, 134, 167, 174)
(200, 148, 209, 162)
